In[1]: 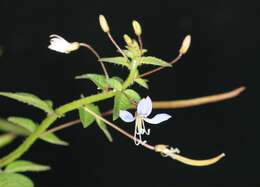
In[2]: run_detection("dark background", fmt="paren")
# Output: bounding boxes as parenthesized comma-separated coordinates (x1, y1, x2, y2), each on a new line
(0, 0, 259, 186)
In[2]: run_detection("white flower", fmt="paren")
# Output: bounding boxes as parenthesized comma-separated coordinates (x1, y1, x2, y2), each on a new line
(48, 34, 80, 54)
(119, 96, 172, 145)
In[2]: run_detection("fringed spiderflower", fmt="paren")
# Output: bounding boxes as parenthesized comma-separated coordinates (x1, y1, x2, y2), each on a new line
(119, 96, 172, 145)
(48, 34, 80, 54)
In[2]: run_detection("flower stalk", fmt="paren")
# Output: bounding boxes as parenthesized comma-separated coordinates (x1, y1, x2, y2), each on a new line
(79, 43, 109, 79)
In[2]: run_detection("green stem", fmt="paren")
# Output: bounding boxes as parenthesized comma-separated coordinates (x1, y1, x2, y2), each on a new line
(0, 91, 116, 167)
(0, 56, 139, 167)
(122, 61, 138, 89)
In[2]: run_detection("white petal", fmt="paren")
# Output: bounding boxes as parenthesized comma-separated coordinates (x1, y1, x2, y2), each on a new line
(119, 110, 135, 122)
(48, 45, 64, 53)
(48, 34, 72, 54)
(50, 34, 68, 42)
(137, 96, 152, 116)
(144, 113, 171, 124)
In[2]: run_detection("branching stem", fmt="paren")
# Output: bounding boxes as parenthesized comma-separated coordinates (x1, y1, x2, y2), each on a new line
(44, 86, 245, 135)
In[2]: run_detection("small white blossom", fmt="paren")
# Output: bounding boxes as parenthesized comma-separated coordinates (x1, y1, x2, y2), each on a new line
(48, 34, 80, 54)
(119, 96, 171, 145)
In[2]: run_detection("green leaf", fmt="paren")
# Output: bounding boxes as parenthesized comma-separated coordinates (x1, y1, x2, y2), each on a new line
(0, 92, 54, 114)
(112, 89, 141, 120)
(111, 76, 124, 83)
(7, 117, 68, 146)
(100, 57, 130, 68)
(96, 118, 113, 142)
(140, 56, 172, 67)
(91, 107, 113, 142)
(75, 74, 108, 90)
(124, 89, 141, 103)
(122, 50, 134, 59)
(4, 160, 50, 173)
(44, 100, 53, 108)
(81, 105, 113, 142)
(0, 118, 29, 136)
(79, 104, 97, 128)
(125, 45, 142, 58)
(0, 134, 16, 149)
(123, 48, 147, 58)
(135, 78, 149, 89)
(7, 117, 36, 133)
(106, 78, 122, 91)
(41, 133, 69, 146)
(0, 173, 34, 187)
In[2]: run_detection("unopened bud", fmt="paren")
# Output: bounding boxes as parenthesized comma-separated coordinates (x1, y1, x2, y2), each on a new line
(99, 15, 110, 33)
(132, 20, 142, 36)
(132, 40, 139, 48)
(179, 35, 191, 54)
(123, 34, 133, 46)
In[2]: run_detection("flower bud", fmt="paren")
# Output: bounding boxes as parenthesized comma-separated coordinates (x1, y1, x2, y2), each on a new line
(99, 15, 110, 33)
(132, 40, 139, 48)
(179, 35, 191, 54)
(123, 34, 132, 46)
(132, 20, 142, 36)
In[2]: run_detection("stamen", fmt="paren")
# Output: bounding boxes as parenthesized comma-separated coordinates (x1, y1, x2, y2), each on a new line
(134, 119, 148, 145)
(141, 119, 150, 135)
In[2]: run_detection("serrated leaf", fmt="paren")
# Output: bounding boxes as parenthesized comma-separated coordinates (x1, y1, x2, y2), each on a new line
(0, 173, 34, 187)
(100, 57, 130, 68)
(122, 50, 134, 59)
(0, 92, 54, 114)
(82, 105, 113, 142)
(41, 133, 69, 146)
(5, 160, 50, 173)
(124, 48, 147, 58)
(91, 107, 113, 142)
(0, 134, 16, 149)
(111, 76, 124, 83)
(124, 89, 141, 103)
(140, 56, 172, 67)
(113, 89, 141, 120)
(75, 74, 108, 90)
(7, 117, 36, 133)
(135, 78, 149, 89)
(79, 104, 97, 128)
(96, 118, 113, 142)
(125, 45, 142, 58)
(7, 117, 68, 146)
(106, 78, 122, 91)
(0, 118, 29, 136)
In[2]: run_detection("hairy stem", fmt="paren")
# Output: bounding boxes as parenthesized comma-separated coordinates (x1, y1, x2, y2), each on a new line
(0, 91, 116, 167)
(0, 54, 141, 167)
(122, 61, 138, 89)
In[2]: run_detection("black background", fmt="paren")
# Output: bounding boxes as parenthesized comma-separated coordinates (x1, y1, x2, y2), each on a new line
(0, 0, 259, 187)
